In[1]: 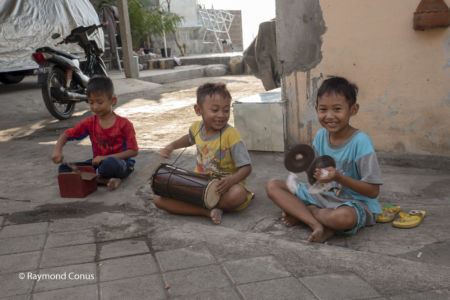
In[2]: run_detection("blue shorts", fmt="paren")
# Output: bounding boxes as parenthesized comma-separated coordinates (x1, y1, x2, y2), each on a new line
(296, 182, 375, 235)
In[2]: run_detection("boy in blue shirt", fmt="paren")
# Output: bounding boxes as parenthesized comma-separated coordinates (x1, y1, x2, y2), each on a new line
(266, 76, 383, 243)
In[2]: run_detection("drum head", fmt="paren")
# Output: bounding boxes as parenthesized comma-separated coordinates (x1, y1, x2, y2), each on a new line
(284, 144, 315, 173)
(204, 179, 220, 209)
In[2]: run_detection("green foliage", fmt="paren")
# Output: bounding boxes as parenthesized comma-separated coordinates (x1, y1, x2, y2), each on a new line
(129, 0, 183, 49)
(128, 0, 150, 48)
(151, 7, 183, 37)
(97, 0, 183, 49)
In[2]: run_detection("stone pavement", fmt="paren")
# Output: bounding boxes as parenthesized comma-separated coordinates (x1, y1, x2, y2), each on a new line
(2, 215, 449, 300)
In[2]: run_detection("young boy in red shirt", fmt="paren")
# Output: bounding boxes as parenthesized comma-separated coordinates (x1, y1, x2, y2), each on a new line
(51, 76, 138, 191)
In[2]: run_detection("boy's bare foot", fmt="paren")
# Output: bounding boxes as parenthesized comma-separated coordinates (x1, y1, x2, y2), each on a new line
(308, 226, 334, 243)
(107, 178, 121, 191)
(210, 208, 223, 224)
(281, 211, 300, 227)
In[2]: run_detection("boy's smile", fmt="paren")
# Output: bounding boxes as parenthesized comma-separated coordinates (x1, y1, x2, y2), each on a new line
(316, 92, 359, 141)
(195, 93, 231, 136)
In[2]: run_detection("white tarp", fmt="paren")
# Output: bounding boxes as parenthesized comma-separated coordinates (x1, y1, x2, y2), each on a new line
(0, 0, 104, 73)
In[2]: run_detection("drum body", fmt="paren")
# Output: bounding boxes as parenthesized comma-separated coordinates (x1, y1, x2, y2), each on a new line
(151, 164, 220, 209)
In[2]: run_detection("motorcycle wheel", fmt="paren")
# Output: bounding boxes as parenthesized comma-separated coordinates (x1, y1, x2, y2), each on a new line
(42, 67, 76, 120)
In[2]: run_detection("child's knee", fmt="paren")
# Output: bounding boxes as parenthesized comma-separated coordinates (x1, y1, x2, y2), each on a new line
(220, 185, 247, 208)
(229, 184, 247, 202)
(265, 179, 285, 197)
(98, 157, 125, 178)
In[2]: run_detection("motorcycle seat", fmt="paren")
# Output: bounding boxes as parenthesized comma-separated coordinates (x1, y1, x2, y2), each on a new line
(39, 47, 79, 60)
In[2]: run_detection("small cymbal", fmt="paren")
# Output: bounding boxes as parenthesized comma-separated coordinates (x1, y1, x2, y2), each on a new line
(284, 144, 315, 173)
(307, 155, 336, 185)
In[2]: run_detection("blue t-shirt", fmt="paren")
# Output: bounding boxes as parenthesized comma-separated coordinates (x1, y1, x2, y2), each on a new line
(313, 129, 383, 213)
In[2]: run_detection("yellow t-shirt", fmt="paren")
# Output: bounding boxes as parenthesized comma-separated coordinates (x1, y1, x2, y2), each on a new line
(188, 121, 251, 180)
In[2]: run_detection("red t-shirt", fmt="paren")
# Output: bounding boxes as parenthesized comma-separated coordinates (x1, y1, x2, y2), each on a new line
(65, 114, 138, 163)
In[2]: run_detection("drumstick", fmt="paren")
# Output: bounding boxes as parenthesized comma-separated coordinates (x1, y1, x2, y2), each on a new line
(61, 162, 97, 180)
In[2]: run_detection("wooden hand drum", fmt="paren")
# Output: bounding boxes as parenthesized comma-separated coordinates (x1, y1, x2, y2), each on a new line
(151, 164, 220, 209)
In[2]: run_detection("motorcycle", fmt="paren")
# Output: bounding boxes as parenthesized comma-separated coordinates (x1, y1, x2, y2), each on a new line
(32, 24, 107, 120)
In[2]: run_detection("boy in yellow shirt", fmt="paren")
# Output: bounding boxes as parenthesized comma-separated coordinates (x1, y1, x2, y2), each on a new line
(156, 83, 253, 224)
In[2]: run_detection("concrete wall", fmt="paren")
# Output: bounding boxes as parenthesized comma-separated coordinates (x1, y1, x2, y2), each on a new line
(277, 0, 450, 157)
(152, 8, 243, 55)
(170, 0, 199, 27)
(227, 10, 243, 52)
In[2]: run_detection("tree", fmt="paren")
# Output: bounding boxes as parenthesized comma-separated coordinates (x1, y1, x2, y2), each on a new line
(96, 0, 183, 53)
(150, 1, 183, 55)
(163, 0, 185, 56)
(128, 0, 153, 49)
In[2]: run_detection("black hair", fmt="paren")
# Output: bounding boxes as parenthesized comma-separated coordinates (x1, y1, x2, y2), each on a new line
(86, 76, 114, 99)
(317, 76, 358, 106)
(196, 82, 231, 106)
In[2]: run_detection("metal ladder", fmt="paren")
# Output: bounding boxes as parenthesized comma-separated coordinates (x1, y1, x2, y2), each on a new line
(199, 8, 234, 52)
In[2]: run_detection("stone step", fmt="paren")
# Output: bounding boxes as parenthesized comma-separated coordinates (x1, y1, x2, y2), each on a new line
(138, 64, 228, 84)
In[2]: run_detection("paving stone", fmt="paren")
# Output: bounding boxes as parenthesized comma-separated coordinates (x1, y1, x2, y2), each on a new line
(48, 219, 97, 233)
(45, 229, 95, 248)
(0, 294, 30, 300)
(33, 284, 98, 300)
(0, 272, 34, 298)
(163, 265, 230, 297)
(300, 272, 380, 300)
(40, 244, 96, 268)
(0, 234, 46, 255)
(0, 251, 40, 274)
(99, 239, 149, 260)
(100, 274, 166, 300)
(0, 223, 48, 239)
(99, 254, 159, 282)
(34, 263, 97, 292)
(390, 289, 450, 300)
(172, 287, 241, 300)
(223, 256, 290, 284)
(155, 245, 216, 272)
(237, 277, 316, 300)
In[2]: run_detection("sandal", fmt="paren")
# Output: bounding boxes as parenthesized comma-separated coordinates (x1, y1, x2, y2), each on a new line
(376, 204, 401, 223)
(392, 210, 426, 229)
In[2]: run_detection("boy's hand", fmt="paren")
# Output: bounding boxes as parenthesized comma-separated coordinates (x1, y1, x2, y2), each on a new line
(216, 176, 234, 195)
(160, 145, 174, 159)
(51, 151, 64, 164)
(313, 167, 339, 183)
(92, 156, 106, 166)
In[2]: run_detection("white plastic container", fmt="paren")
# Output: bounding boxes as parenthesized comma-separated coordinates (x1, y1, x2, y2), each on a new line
(232, 88, 284, 152)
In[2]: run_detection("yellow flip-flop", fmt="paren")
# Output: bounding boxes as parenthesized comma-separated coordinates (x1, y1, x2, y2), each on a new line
(376, 204, 401, 223)
(392, 210, 426, 229)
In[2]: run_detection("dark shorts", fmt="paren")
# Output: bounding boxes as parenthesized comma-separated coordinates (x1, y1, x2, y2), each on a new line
(59, 157, 134, 179)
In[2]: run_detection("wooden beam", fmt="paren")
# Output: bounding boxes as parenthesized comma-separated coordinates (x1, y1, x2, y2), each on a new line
(117, 0, 138, 78)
